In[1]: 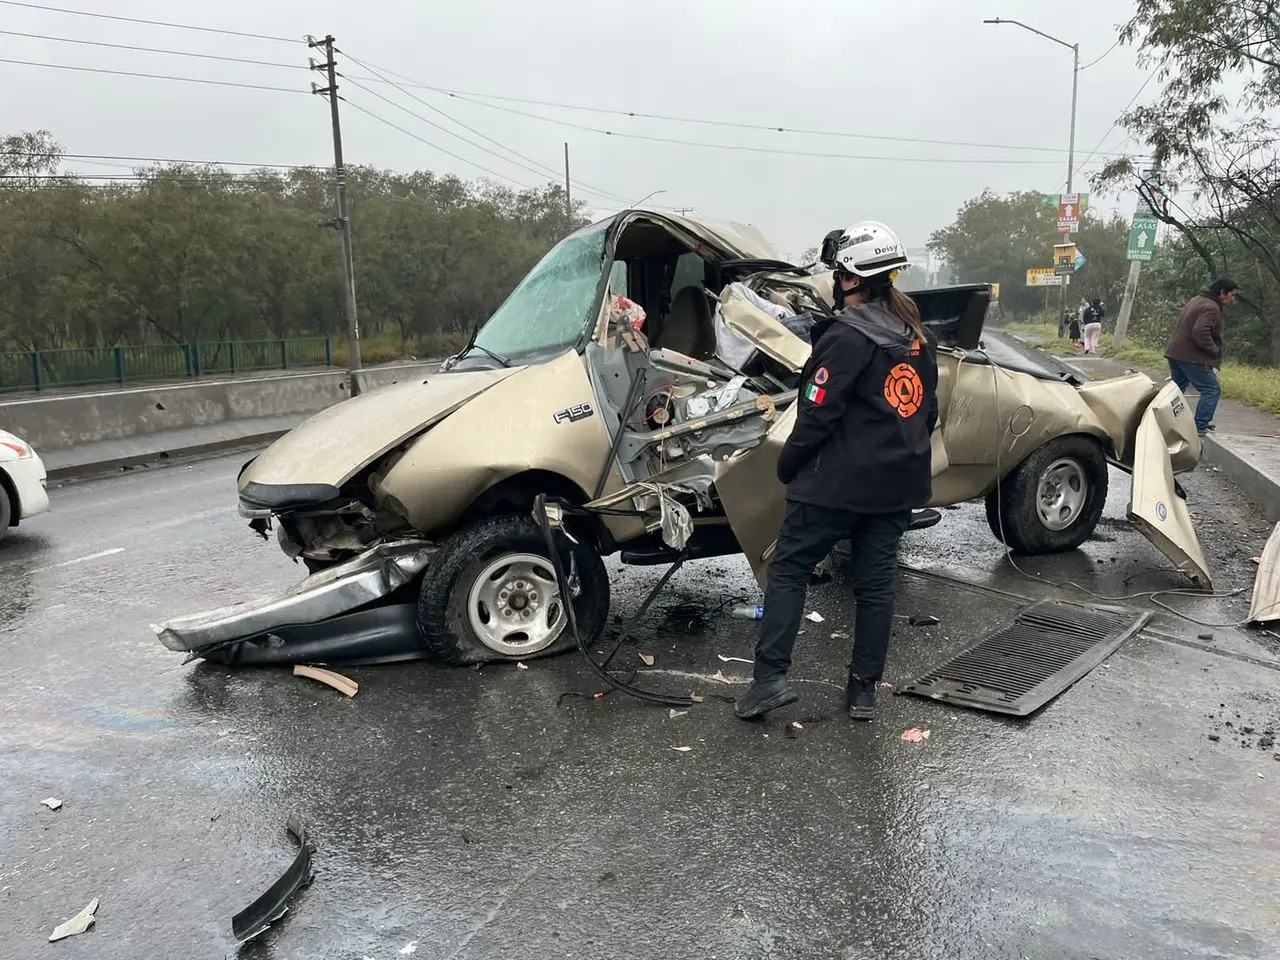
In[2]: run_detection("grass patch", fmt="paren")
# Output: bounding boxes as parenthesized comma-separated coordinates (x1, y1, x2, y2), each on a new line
(1002, 321, 1060, 339)
(1100, 343, 1280, 415)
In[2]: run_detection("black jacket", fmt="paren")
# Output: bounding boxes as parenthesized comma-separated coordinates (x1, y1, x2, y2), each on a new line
(777, 301, 938, 513)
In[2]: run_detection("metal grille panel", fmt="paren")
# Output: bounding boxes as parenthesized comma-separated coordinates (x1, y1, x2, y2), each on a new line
(899, 601, 1151, 716)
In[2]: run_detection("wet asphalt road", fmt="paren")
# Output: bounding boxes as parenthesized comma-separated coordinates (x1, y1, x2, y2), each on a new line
(2, 452, 1279, 960)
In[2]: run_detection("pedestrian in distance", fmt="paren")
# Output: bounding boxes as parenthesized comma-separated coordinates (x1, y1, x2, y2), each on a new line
(1082, 297, 1105, 355)
(1165, 277, 1239, 435)
(734, 221, 939, 723)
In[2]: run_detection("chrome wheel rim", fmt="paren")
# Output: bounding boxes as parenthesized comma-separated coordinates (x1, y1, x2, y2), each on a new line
(466, 553, 565, 656)
(1036, 458, 1088, 531)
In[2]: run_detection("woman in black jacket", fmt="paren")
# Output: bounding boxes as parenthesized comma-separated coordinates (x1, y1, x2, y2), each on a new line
(735, 221, 938, 723)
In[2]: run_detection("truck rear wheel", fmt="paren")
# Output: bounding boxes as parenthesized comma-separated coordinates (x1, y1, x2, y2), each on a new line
(416, 514, 610, 665)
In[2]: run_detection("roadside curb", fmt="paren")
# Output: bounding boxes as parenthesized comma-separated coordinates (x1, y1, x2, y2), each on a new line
(1202, 434, 1280, 523)
(46, 429, 291, 484)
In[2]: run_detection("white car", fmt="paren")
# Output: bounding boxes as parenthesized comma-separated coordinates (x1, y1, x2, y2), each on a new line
(0, 429, 49, 541)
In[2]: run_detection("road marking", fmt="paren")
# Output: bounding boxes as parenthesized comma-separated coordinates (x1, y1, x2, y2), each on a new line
(26, 547, 127, 574)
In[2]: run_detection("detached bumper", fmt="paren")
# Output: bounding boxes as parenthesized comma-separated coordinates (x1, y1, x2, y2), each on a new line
(152, 540, 436, 656)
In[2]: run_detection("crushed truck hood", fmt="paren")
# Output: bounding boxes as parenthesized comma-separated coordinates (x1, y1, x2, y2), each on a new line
(239, 366, 519, 500)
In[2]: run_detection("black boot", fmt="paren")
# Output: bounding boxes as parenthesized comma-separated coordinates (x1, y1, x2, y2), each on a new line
(735, 678, 799, 720)
(846, 674, 876, 721)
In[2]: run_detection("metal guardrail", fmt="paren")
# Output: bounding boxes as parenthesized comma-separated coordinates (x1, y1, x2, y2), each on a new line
(0, 338, 331, 392)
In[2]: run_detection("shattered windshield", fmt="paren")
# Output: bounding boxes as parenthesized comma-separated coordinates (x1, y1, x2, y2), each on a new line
(472, 219, 610, 360)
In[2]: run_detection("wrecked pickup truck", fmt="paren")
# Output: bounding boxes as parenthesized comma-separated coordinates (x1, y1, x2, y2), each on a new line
(154, 209, 1210, 667)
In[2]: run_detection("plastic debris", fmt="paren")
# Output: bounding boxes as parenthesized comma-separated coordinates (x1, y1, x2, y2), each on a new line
(232, 814, 315, 942)
(805, 611, 825, 623)
(41, 797, 63, 811)
(671, 746, 693, 753)
(668, 709, 688, 720)
(909, 615, 942, 627)
(639, 653, 655, 666)
(830, 631, 850, 640)
(689, 694, 705, 704)
(900, 728, 932, 743)
(516, 662, 529, 671)
(708, 670, 734, 685)
(717, 654, 753, 664)
(399, 942, 419, 956)
(292, 665, 358, 697)
(49, 898, 98, 942)
(785, 721, 804, 739)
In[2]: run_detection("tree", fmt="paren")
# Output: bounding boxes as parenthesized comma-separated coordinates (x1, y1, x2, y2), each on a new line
(1096, 1, 1280, 364)
(927, 191, 1132, 319)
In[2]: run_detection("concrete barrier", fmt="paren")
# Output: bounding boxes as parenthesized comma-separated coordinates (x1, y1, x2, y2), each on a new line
(0, 362, 438, 478)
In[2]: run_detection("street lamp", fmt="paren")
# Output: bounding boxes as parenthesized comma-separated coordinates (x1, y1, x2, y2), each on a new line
(985, 17, 1080, 337)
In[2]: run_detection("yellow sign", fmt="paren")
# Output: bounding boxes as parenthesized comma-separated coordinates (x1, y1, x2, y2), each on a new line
(1026, 268, 1067, 287)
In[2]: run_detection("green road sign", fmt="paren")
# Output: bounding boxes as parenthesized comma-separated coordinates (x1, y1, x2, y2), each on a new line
(1127, 213, 1159, 261)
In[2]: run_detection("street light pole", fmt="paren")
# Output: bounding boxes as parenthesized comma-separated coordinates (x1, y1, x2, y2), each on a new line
(629, 189, 667, 207)
(985, 18, 1080, 338)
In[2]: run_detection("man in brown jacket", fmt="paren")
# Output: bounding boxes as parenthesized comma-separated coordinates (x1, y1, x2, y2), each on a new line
(1165, 277, 1239, 434)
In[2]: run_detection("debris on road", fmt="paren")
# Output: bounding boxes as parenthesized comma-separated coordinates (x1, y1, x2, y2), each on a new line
(41, 797, 62, 811)
(671, 746, 693, 753)
(830, 631, 849, 640)
(717, 654, 753, 664)
(708, 670, 734, 685)
(232, 813, 316, 943)
(639, 653, 655, 666)
(49, 897, 98, 942)
(668, 708, 688, 720)
(292, 665, 358, 698)
(399, 942, 419, 955)
(785, 721, 804, 739)
(1198, 632, 1215, 641)
(901, 728, 932, 743)
(1248, 522, 1280, 624)
(516, 662, 529, 671)
(909, 615, 942, 627)
(805, 611, 825, 623)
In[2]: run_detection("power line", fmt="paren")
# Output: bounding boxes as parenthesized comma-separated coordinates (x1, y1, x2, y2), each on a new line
(340, 98, 536, 189)
(1080, 38, 1122, 70)
(0, 29, 303, 70)
(358, 58, 1121, 159)
(0, 0, 299, 44)
(0, 57, 306, 93)
(1, 173, 298, 185)
(1079, 70, 1159, 171)
(0, 151, 324, 169)
(337, 49, 632, 204)
(340, 76, 585, 193)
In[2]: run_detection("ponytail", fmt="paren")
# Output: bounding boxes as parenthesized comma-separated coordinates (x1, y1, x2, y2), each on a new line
(888, 287, 928, 345)
(860, 271, 928, 344)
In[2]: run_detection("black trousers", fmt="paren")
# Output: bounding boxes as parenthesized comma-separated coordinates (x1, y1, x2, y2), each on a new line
(753, 500, 911, 684)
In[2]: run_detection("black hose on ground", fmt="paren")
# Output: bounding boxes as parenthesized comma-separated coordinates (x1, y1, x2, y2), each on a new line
(535, 494, 694, 708)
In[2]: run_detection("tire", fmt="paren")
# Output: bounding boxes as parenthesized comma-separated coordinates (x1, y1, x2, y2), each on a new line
(417, 514, 610, 665)
(0, 480, 11, 543)
(984, 435, 1108, 554)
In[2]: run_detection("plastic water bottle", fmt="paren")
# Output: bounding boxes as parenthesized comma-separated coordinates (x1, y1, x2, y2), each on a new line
(730, 604, 765, 620)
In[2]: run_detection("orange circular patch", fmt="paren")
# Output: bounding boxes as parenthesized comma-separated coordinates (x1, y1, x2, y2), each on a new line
(883, 362, 924, 418)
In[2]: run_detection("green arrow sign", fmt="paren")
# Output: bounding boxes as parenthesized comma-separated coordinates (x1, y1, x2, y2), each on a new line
(1127, 214, 1159, 261)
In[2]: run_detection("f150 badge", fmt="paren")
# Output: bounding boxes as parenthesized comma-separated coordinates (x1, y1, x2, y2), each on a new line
(553, 402, 595, 424)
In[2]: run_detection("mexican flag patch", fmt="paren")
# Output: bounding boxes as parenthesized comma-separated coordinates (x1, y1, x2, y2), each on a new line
(804, 383, 826, 405)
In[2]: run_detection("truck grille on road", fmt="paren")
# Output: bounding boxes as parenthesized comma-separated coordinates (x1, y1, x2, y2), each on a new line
(900, 601, 1152, 716)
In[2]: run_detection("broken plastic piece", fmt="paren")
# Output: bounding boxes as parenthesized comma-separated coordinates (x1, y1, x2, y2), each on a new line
(41, 797, 63, 811)
(1248, 522, 1280, 624)
(292, 665, 358, 697)
(671, 746, 693, 752)
(717, 654, 753, 664)
(517, 661, 530, 671)
(900, 728, 932, 743)
(639, 653, 655, 666)
(668, 709, 688, 720)
(232, 813, 316, 943)
(805, 611, 825, 623)
(49, 898, 98, 942)
(708, 670, 734, 685)
(909, 615, 942, 627)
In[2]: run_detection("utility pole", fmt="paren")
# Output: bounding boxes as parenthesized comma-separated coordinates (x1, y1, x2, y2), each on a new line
(308, 35, 362, 395)
(563, 142, 572, 226)
(674, 206, 695, 217)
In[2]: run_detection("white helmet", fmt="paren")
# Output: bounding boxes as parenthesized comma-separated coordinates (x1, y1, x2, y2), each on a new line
(820, 221, 910, 279)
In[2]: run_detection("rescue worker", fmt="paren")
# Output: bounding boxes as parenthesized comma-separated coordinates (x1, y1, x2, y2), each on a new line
(735, 221, 938, 722)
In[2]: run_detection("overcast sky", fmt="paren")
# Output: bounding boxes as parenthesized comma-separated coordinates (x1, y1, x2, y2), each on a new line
(1, 0, 1155, 258)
